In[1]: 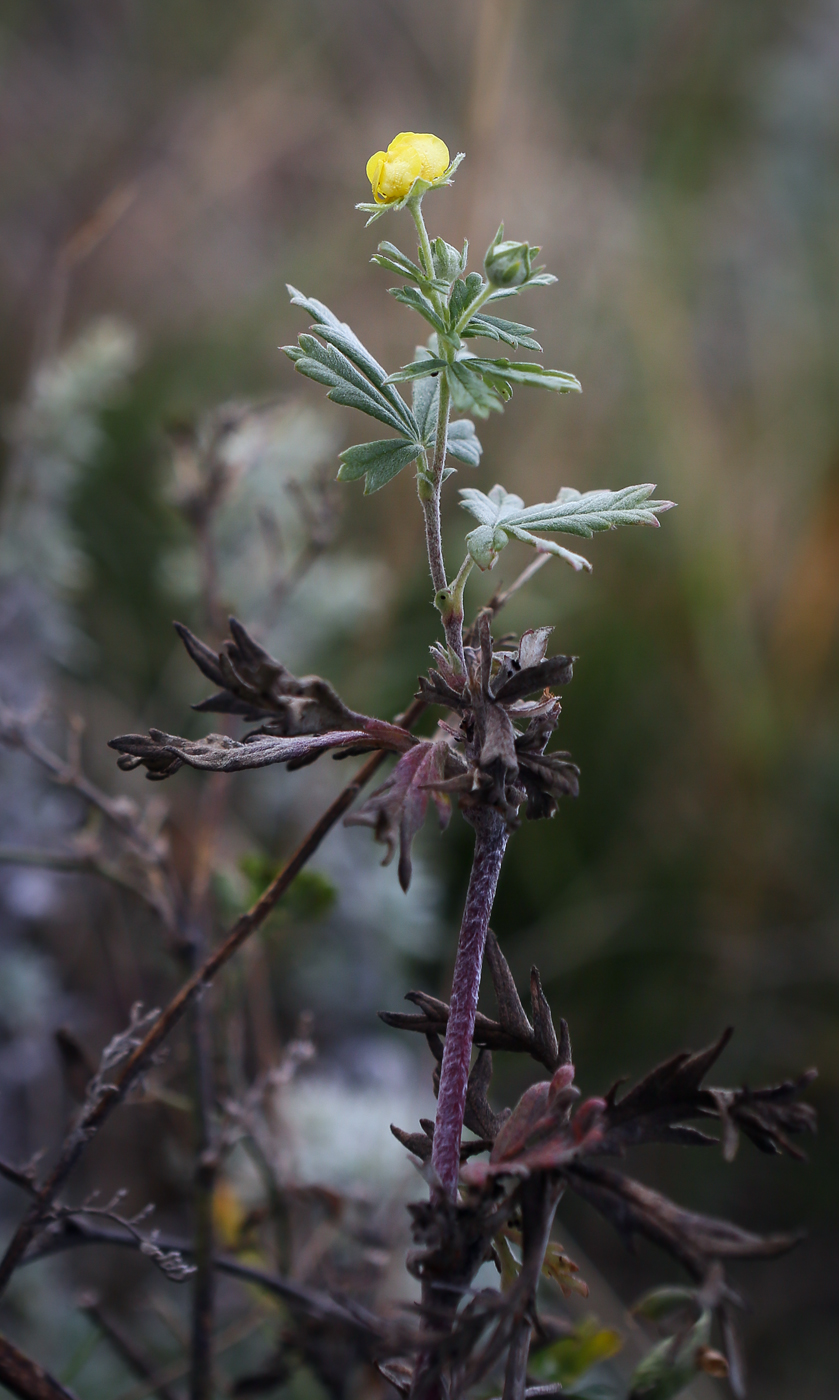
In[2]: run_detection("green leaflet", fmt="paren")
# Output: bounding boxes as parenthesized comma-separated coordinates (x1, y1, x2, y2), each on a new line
(387, 350, 578, 409)
(448, 272, 484, 325)
(283, 286, 419, 439)
(371, 241, 449, 293)
(411, 357, 483, 466)
(467, 357, 581, 393)
(447, 360, 507, 418)
(459, 482, 676, 570)
(411, 350, 438, 437)
(337, 438, 423, 494)
(386, 356, 449, 383)
(462, 313, 542, 351)
(446, 418, 482, 466)
(389, 286, 448, 335)
(530, 1321, 623, 1388)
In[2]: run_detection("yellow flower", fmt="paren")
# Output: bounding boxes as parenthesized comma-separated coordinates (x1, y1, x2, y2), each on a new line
(366, 132, 450, 204)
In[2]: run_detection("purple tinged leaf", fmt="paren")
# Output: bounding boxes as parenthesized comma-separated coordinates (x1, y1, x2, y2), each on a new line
(345, 740, 452, 892)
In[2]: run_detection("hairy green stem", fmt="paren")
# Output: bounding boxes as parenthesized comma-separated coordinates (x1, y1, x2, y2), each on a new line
(408, 197, 444, 318)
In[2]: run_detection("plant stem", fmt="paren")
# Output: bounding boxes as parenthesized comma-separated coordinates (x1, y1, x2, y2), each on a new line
(408, 197, 443, 317)
(502, 1178, 561, 1400)
(189, 979, 215, 1400)
(431, 806, 509, 1199)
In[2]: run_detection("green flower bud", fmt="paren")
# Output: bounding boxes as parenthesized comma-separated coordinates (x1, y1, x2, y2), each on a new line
(484, 223, 537, 288)
(431, 237, 467, 283)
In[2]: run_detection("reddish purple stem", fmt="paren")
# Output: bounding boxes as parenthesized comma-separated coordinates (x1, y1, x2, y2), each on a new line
(432, 807, 509, 1198)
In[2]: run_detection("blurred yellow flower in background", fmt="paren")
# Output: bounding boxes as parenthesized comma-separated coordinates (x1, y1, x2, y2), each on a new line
(366, 131, 450, 203)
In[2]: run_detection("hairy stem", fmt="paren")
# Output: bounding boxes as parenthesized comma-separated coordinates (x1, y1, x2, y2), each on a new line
(408, 197, 444, 317)
(431, 807, 509, 1198)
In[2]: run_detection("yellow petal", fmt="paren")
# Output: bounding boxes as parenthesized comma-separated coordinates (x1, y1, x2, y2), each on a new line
(366, 151, 386, 196)
(405, 133, 450, 181)
(375, 146, 422, 203)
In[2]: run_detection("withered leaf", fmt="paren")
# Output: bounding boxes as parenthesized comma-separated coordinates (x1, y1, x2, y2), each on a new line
(345, 739, 452, 891)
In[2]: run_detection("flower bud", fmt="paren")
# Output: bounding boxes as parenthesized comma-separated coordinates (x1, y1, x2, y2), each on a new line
(484, 224, 537, 288)
(366, 132, 450, 205)
(431, 237, 466, 282)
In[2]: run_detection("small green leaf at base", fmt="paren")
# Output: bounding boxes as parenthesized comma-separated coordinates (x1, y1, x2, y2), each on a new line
(338, 438, 423, 494)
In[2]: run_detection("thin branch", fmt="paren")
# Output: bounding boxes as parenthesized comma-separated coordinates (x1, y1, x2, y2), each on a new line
(0, 706, 163, 867)
(0, 848, 97, 873)
(79, 1298, 179, 1400)
(0, 701, 424, 1298)
(22, 1217, 385, 1346)
(0, 1334, 78, 1400)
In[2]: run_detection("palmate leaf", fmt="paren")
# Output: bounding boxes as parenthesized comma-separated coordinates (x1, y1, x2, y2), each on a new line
(460, 483, 676, 571)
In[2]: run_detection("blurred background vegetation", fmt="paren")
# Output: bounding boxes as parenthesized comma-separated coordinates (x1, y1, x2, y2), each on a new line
(0, 1, 837, 1396)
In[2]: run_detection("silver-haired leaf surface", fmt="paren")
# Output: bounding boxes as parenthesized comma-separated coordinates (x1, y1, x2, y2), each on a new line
(459, 483, 676, 570)
(337, 438, 423, 494)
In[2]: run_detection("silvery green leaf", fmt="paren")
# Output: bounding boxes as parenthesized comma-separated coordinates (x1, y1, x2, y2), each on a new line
(286, 285, 344, 330)
(486, 270, 558, 303)
(310, 325, 417, 434)
(284, 286, 418, 437)
(446, 360, 506, 418)
(446, 418, 482, 466)
(468, 357, 581, 394)
(463, 313, 542, 351)
(389, 286, 448, 335)
(337, 437, 423, 494)
(371, 241, 449, 292)
(386, 356, 449, 383)
(411, 350, 439, 437)
(448, 272, 484, 326)
(459, 482, 675, 570)
(289, 335, 408, 434)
